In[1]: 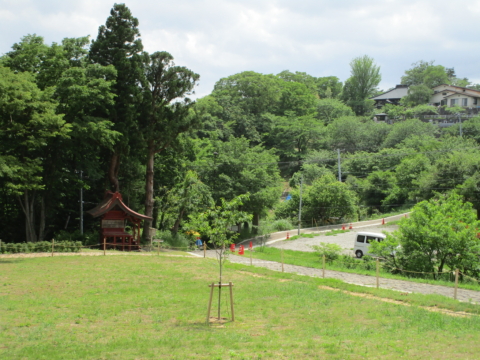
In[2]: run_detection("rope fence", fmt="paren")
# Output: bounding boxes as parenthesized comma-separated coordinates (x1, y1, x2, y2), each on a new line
(2, 238, 479, 300)
(220, 245, 480, 300)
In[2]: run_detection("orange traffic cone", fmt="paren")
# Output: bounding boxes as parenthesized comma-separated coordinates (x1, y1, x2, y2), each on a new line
(230, 243, 235, 252)
(239, 245, 245, 255)
(349, 223, 353, 230)
(286, 232, 290, 239)
(342, 224, 346, 230)
(382, 218, 385, 225)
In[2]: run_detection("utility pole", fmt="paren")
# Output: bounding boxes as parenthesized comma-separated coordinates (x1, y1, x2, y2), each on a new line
(298, 173, 303, 235)
(458, 113, 463, 137)
(80, 170, 83, 235)
(337, 149, 342, 182)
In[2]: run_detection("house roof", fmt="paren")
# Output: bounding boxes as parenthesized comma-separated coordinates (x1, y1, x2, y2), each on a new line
(370, 85, 409, 100)
(86, 191, 152, 221)
(432, 84, 480, 96)
(442, 92, 478, 99)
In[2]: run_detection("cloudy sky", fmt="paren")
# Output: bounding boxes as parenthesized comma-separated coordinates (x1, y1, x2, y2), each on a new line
(1, 0, 480, 98)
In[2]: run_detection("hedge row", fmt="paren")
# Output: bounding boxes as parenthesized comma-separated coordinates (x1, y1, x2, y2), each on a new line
(0, 241, 82, 254)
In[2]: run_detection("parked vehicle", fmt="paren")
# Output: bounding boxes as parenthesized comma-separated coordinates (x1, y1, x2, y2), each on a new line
(353, 232, 386, 258)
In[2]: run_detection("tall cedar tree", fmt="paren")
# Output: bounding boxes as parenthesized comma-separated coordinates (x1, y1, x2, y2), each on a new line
(89, 4, 145, 191)
(140, 51, 199, 239)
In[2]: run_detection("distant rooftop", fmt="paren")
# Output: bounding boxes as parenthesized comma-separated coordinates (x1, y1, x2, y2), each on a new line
(371, 84, 409, 100)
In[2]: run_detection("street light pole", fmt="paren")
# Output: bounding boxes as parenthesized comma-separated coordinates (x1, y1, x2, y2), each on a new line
(80, 170, 83, 235)
(337, 149, 342, 182)
(298, 173, 303, 235)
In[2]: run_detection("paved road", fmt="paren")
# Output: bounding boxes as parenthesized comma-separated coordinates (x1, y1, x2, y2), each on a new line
(238, 213, 407, 249)
(269, 224, 399, 255)
(197, 250, 480, 304)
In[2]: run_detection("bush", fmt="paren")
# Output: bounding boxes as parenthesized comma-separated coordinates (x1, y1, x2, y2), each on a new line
(0, 240, 82, 254)
(270, 219, 295, 231)
(311, 243, 343, 263)
(158, 231, 190, 250)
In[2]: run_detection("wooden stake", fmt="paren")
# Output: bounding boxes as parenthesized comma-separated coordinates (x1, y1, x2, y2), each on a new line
(376, 258, 379, 289)
(207, 282, 214, 323)
(454, 269, 459, 300)
(229, 282, 235, 322)
(51, 238, 55, 257)
(322, 254, 325, 278)
(203, 241, 206, 258)
(281, 249, 284, 272)
(103, 237, 106, 256)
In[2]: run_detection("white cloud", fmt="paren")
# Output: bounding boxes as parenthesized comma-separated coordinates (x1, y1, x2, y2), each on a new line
(1, 0, 480, 97)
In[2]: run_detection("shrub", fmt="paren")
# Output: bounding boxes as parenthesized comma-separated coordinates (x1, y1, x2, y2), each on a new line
(311, 243, 343, 263)
(158, 231, 190, 250)
(271, 219, 294, 231)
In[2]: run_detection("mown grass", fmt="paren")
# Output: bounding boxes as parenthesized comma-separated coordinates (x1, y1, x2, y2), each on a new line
(1, 254, 480, 359)
(251, 247, 480, 291)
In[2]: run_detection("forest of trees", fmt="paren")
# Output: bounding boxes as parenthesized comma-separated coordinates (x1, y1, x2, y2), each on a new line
(2, 4, 480, 244)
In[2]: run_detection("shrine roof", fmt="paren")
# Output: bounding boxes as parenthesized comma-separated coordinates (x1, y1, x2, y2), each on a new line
(86, 191, 152, 221)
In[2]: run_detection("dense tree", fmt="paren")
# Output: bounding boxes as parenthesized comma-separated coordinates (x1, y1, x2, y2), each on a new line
(382, 119, 437, 149)
(139, 51, 200, 239)
(0, 66, 70, 242)
(401, 84, 434, 107)
(371, 193, 480, 278)
(315, 98, 354, 124)
(276, 173, 358, 225)
(316, 76, 343, 99)
(341, 55, 381, 115)
(89, 3, 146, 191)
(195, 137, 282, 227)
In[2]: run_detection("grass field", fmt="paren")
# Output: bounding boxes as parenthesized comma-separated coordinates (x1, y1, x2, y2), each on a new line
(250, 246, 480, 291)
(2, 253, 480, 359)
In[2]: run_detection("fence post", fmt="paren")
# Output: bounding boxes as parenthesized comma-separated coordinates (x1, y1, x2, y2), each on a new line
(203, 241, 206, 258)
(454, 269, 459, 300)
(51, 238, 55, 257)
(229, 282, 235, 322)
(281, 249, 284, 272)
(103, 237, 106, 256)
(322, 255, 325, 278)
(376, 258, 380, 289)
(207, 282, 214, 323)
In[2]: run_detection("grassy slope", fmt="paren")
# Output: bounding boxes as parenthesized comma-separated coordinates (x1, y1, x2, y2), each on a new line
(1, 254, 480, 359)
(249, 246, 480, 291)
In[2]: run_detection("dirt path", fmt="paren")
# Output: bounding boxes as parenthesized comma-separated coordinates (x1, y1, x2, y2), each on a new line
(200, 250, 480, 304)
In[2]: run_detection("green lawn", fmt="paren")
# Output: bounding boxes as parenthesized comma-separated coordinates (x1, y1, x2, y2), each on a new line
(1, 254, 480, 359)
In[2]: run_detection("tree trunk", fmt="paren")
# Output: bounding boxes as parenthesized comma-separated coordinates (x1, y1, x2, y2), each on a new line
(108, 151, 120, 192)
(172, 207, 186, 233)
(143, 142, 155, 241)
(252, 213, 260, 227)
(38, 196, 46, 241)
(243, 221, 249, 229)
(18, 191, 38, 242)
(152, 198, 159, 229)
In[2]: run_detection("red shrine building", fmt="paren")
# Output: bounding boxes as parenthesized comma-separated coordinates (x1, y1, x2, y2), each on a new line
(87, 191, 152, 251)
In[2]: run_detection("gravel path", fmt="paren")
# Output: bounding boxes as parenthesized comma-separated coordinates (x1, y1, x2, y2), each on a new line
(198, 250, 480, 304)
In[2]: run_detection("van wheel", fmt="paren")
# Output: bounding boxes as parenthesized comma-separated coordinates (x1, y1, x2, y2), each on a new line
(355, 250, 363, 259)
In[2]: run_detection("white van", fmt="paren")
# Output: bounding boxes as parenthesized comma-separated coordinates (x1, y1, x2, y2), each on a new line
(353, 232, 386, 258)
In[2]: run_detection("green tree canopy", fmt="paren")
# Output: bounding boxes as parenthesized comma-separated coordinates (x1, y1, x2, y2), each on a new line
(341, 55, 381, 115)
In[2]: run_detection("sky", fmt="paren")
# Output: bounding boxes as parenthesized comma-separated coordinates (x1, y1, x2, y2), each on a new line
(1, 0, 480, 98)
